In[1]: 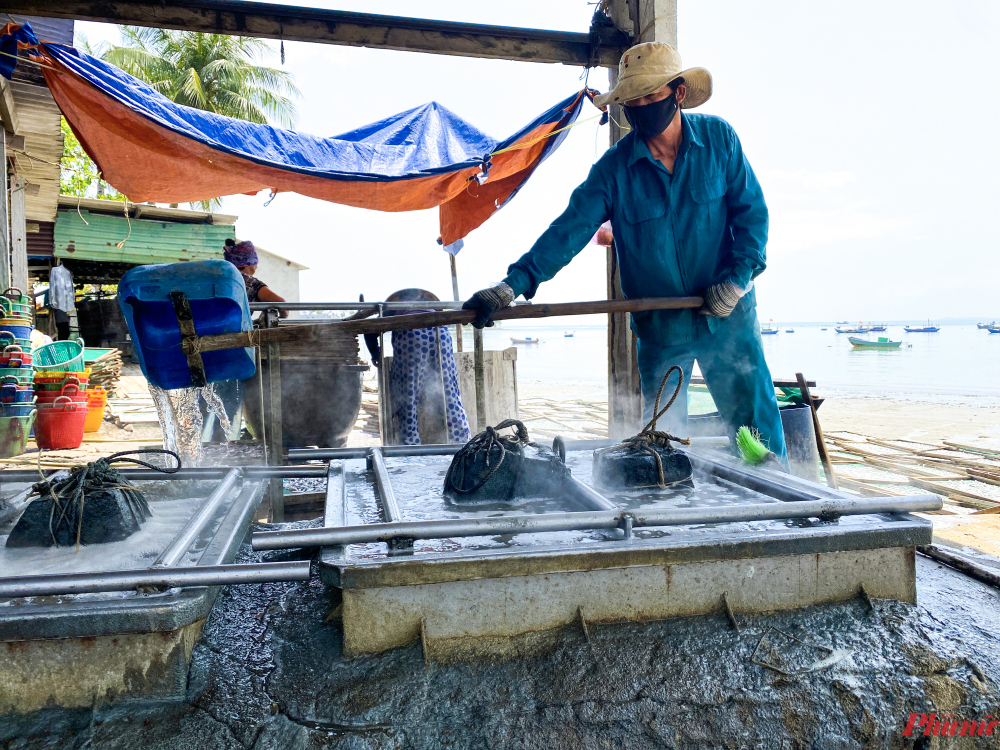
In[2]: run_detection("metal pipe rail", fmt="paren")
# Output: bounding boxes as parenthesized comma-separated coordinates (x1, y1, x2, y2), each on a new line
(0, 561, 312, 599)
(253, 494, 943, 550)
(368, 448, 402, 523)
(153, 468, 243, 567)
(249, 300, 532, 312)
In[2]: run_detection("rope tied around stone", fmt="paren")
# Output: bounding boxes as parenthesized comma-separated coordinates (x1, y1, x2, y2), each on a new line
(444, 419, 530, 495)
(623, 366, 691, 488)
(33, 449, 182, 551)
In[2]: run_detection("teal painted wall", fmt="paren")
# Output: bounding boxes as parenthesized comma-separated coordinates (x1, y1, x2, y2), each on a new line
(54, 209, 234, 265)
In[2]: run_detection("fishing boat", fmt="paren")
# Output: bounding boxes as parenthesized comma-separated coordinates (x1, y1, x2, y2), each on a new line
(760, 322, 778, 335)
(988, 327, 1000, 334)
(904, 321, 940, 333)
(849, 336, 902, 349)
(821, 327, 828, 331)
(835, 326, 861, 334)
(510, 337, 540, 344)
(979, 322, 997, 330)
(869, 324, 887, 332)
(564, 332, 574, 337)
(785, 329, 794, 333)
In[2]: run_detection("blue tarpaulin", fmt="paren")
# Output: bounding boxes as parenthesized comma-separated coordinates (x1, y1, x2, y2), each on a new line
(3, 22, 597, 243)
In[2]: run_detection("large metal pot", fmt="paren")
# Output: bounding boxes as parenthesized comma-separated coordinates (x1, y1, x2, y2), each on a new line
(244, 360, 368, 449)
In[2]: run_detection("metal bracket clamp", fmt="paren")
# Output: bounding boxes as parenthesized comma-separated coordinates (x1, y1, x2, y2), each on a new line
(618, 513, 634, 539)
(170, 290, 208, 387)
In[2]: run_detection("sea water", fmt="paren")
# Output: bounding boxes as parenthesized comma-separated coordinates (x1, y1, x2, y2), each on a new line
(459, 322, 1000, 402)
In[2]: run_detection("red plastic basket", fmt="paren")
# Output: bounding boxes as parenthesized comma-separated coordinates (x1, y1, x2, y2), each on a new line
(35, 396, 88, 450)
(35, 382, 87, 404)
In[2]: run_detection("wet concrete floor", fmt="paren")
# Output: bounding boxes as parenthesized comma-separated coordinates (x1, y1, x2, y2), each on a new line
(3, 536, 999, 749)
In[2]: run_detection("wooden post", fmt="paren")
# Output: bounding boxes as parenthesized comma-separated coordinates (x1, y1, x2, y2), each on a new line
(605, 0, 677, 438)
(9, 175, 26, 293)
(0, 129, 10, 291)
(449, 252, 462, 352)
(473, 326, 486, 433)
(795, 372, 837, 490)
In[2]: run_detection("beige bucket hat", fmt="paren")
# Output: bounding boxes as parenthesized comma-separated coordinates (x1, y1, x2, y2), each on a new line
(594, 42, 712, 110)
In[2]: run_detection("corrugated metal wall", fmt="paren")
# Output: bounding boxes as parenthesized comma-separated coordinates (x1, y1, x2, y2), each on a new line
(26, 220, 54, 257)
(54, 210, 235, 264)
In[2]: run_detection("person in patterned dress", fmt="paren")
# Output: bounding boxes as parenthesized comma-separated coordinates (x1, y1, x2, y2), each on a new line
(364, 289, 471, 446)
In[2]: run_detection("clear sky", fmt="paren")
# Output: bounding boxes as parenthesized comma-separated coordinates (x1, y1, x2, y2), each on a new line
(78, 0, 1000, 322)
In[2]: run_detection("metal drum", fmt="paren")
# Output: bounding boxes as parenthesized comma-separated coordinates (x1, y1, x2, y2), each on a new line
(243, 324, 367, 449)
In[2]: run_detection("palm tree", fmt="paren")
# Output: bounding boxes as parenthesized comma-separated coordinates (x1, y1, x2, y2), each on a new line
(62, 28, 300, 208)
(102, 27, 299, 127)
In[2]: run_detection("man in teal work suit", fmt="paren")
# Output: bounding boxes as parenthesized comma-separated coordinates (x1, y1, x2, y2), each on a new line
(463, 42, 786, 460)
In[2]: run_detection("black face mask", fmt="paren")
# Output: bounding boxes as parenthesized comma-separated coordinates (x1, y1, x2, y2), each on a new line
(623, 93, 678, 140)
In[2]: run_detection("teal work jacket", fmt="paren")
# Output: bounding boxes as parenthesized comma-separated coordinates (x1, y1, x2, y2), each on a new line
(503, 113, 768, 346)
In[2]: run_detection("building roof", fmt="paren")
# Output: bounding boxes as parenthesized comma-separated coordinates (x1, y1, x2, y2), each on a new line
(54, 206, 234, 266)
(56, 195, 237, 225)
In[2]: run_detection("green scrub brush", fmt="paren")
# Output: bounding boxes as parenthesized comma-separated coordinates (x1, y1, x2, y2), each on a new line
(735, 426, 778, 466)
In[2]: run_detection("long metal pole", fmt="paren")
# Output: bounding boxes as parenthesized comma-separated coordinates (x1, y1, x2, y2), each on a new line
(0, 561, 311, 599)
(368, 447, 401, 523)
(288, 444, 464, 461)
(153, 468, 243, 567)
(252, 494, 942, 550)
(473, 327, 486, 432)
(248, 300, 531, 312)
(564, 475, 619, 512)
(449, 253, 463, 353)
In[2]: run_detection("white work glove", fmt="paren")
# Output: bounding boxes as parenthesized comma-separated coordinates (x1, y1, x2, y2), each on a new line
(701, 281, 745, 318)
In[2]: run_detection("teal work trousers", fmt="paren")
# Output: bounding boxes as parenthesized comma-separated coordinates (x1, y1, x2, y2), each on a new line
(635, 309, 787, 462)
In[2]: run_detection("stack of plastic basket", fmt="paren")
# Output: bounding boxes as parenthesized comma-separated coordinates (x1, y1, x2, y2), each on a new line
(33, 339, 89, 450)
(0, 288, 36, 458)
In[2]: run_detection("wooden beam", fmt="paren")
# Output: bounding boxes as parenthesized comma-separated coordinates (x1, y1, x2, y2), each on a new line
(0, 80, 18, 135)
(10, 0, 629, 67)
(187, 297, 703, 354)
(9, 176, 27, 292)
(0, 130, 10, 292)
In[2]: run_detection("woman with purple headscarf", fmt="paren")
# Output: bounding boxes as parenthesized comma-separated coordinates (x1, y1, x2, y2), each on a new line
(224, 238, 288, 317)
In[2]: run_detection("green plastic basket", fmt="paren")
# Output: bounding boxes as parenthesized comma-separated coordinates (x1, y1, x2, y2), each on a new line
(33, 340, 85, 372)
(0, 369, 33, 385)
(0, 411, 35, 459)
(2, 287, 30, 305)
(0, 298, 31, 317)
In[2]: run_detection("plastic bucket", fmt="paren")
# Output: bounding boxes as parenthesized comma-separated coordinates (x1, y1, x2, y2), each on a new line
(1, 401, 35, 418)
(84, 386, 107, 432)
(0, 297, 32, 317)
(778, 403, 821, 482)
(0, 323, 32, 340)
(36, 382, 87, 404)
(0, 345, 31, 367)
(0, 332, 32, 350)
(34, 374, 88, 391)
(33, 339, 85, 372)
(1, 379, 33, 403)
(0, 411, 35, 458)
(35, 397, 87, 450)
(0, 368, 32, 385)
(3, 287, 31, 306)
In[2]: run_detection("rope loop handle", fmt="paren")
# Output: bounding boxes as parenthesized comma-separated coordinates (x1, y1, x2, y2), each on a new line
(444, 420, 530, 496)
(621, 366, 691, 488)
(101, 448, 182, 473)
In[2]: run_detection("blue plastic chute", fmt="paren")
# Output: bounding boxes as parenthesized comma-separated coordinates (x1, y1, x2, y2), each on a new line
(118, 260, 255, 390)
